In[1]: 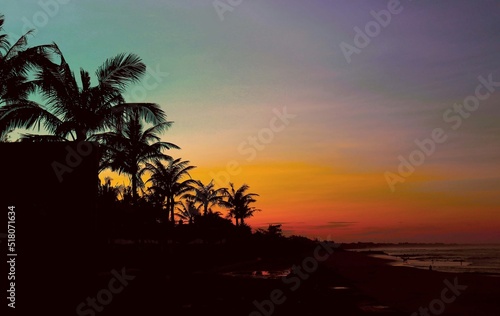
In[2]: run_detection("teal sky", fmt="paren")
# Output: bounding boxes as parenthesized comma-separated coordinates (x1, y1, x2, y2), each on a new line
(3, 0, 500, 242)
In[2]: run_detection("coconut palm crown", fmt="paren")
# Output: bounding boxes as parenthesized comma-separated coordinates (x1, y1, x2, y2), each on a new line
(0, 43, 165, 142)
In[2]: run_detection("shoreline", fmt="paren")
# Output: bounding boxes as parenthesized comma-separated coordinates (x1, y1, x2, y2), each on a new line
(75, 242, 500, 315)
(322, 250, 500, 315)
(349, 247, 500, 276)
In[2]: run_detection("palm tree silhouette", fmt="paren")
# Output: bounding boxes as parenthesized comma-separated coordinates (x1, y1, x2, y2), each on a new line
(0, 14, 58, 138)
(175, 199, 199, 224)
(0, 43, 165, 142)
(97, 110, 179, 202)
(142, 158, 195, 223)
(224, 183, 259, 226)
(183, 180, 227, 216)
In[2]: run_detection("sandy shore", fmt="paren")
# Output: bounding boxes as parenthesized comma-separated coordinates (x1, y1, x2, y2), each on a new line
(322, 250, 500, 315)
(84, 246, 500, 315)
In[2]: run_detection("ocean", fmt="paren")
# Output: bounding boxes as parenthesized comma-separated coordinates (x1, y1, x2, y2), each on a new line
(365, 244, 500, 275)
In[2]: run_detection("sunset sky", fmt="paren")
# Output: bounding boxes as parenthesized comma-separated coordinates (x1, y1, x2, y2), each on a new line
(3, 0, 500, 243)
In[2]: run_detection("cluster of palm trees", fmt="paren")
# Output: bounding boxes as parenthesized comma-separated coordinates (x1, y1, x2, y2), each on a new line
(143, 163, 260, 226)
(0, 14, 260, 227)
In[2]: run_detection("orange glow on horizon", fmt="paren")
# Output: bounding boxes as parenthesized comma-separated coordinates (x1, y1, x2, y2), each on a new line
(99, 159, 500, 243)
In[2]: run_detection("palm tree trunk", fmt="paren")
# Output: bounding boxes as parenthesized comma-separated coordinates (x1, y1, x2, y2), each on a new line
(170, 196, 175, 223)
(131, 166, 138, 205)
(166, 196, 171, 222)
(131, 177, 137, 204)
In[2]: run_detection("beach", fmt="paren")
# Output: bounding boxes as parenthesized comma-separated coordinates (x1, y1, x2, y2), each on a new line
(324, 250, 500, 315)
(91, 244, 500, 315)
(356, 244, 500, 275)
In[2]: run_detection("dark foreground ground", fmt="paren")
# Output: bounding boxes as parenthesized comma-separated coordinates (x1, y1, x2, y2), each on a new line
(77, 242, 500, 316)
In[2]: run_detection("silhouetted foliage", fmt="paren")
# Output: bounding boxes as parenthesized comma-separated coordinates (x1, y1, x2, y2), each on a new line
(0, 12, 269, 268)
(1, 43, 166, 142)
(223, 183, 259, 226)
(143, 157, 195, 222)
(183, 179, 227, 216)
(97, 109, 179, 202)
(267, 224, 284, 237)
(0, 14, 58, 120)
(97, 177, 120, 204)
(193, 211, 234, 242)
(175, 199, 200, 224)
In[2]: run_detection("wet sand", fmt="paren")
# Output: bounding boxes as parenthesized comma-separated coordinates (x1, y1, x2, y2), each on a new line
(323, 250, 500, 315)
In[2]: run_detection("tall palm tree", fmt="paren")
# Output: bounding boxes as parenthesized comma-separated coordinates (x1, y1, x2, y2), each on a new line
(175, 200, 199, 224)
(224, 183, 259, 226)
(0, 43, 165, 142)
(0, 14, 58, 139)
(97, 110, 179, 202)
(142, 158, 195, 223)
(183, 180, 227, 216)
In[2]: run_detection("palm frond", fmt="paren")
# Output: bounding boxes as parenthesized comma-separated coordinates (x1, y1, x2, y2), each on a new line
(3, 29, 34, 60)
(18, 134, 68, 142)
(97, 53, 146, 91)
(140, 121, 174, 143)
(0, 100, 63, 138)
(80, 68, 91, 91)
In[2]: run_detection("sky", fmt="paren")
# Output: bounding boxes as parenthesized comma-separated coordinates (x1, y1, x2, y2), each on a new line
(3, 0, 500, 243)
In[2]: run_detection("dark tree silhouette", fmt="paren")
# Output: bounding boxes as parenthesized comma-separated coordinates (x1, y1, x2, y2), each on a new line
(257, 224, 283, 238)
(183, 180, 227, 216)
(97, 177, 120, 204)
(175, 199, 200, 224)
(97, 110, 179, 202)
(142, 158, 195, 223)
(224, 183, 259, 226)
(0, 14, 58, 138)
(0, 43, 165, 142)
